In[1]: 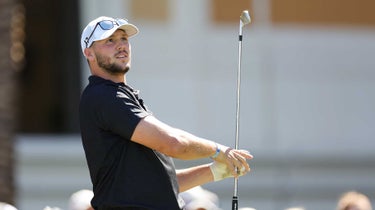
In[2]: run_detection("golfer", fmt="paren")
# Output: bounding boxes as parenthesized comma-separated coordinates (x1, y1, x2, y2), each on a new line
(79, 16, 253, 210)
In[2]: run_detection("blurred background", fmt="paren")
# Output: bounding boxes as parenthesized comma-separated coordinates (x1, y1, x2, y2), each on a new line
(0, 0, 374, 209)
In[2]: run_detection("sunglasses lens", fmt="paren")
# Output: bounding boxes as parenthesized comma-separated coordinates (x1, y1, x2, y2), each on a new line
(98, 20, 115, 30)
(85, 19, 129, 48)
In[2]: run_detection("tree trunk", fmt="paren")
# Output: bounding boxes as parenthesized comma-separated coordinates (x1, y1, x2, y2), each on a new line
(0, 0, 24, 205)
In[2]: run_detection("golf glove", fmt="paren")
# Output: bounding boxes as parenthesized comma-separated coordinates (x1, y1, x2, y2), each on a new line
(209, 161, 246, 181)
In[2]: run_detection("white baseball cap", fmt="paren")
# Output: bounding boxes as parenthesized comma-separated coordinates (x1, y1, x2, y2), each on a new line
(81, 16, 139, 54)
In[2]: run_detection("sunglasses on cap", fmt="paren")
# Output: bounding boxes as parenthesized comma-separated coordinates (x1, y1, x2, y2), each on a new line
(84, 18, 128, 48)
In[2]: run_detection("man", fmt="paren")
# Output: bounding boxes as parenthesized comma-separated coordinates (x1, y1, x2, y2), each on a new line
(79, 16, 253, 210)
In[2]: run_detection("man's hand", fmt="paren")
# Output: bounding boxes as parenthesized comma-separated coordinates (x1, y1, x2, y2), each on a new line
(212, 145, 253, 178)
(209, 150, 252, 182)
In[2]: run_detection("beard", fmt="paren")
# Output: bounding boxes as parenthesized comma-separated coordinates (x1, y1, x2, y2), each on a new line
(96, 52, 130, 75)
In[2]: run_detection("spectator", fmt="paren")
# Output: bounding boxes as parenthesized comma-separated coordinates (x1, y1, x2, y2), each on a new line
(285, 207, 305, 210)
(69, 189, 94, 210)
(337, 191, 373, 210)
(179, 186, 221, 210)
(43, 207, 61, 210)
(0, 202, 17, 210)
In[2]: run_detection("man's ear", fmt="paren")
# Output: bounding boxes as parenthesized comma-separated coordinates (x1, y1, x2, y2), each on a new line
(84, 48, 94, 60)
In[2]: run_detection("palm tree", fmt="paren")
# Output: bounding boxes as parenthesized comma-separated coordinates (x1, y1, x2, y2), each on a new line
(0, 0, 25, 205)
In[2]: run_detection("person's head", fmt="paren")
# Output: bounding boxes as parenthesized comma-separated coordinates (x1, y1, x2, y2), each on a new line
(337, 191, 373, 210)
(68, 189, 94, 210)
(43, 207, 62, 210)
(0, 202, 17, 210)
(81, 16, 139, 77)
(180, 186, 221, 210)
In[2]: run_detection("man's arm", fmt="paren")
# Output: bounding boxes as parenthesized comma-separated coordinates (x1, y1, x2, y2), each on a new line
(176, 161, 251, 192)
(131, 115, 253, 176)
(131, 115, 216, 159)
(176, 164, 213, 192)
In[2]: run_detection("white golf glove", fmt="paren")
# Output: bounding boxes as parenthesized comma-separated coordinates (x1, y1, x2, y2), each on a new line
(209, 161, 247, 181)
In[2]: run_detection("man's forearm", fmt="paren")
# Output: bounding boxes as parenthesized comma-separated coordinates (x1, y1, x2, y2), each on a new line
(176, 164, 213, 192)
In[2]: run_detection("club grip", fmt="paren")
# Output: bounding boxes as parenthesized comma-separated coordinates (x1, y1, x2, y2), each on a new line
(232, 196, 238, 210)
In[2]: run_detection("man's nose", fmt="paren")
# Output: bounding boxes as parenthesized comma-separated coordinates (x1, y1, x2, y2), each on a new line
(117, 41, 128, 50)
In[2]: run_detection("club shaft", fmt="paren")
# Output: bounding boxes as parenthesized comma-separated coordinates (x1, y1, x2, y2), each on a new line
(233, 27, 244, 210)
(235, 35, 243, 152)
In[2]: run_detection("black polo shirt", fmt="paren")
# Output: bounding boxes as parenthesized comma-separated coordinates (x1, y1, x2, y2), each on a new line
(79, 76, 184, 209)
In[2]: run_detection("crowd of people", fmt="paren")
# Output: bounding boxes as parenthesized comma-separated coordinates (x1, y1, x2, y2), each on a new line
(1, 189, 373, 210)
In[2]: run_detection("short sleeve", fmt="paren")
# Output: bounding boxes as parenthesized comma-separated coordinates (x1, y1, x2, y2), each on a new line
(99, 85, 150, 140)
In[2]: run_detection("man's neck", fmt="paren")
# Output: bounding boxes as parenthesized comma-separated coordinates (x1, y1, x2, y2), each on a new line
(105, 74, 126, 84)
(92, 71, 126, 84)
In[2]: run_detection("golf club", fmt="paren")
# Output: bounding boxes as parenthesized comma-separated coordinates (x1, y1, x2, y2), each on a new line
(233, 10, 251, 210)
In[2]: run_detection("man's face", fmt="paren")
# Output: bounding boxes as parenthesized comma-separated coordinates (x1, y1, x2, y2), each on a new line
(91, 29, 131, 75)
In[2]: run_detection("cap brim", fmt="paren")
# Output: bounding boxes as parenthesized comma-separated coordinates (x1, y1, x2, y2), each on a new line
(118, 24, 139, 37)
